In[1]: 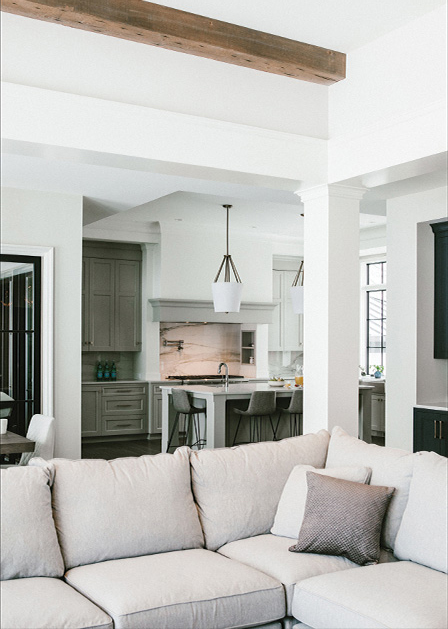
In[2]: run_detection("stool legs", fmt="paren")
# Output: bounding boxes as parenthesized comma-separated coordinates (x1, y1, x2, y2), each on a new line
(166, 411, 206, 452)
(166, 412, 181, 453)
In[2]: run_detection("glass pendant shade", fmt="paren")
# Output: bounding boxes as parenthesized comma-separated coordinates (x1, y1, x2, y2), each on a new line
(212, 282, 244, 312)
(212, 204, 243, 313)
(290, 285, 304, 314)
(291, 260, 304, 314)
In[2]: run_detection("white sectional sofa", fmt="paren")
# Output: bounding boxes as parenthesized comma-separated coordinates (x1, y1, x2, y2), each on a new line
(1, 427, 447, 629)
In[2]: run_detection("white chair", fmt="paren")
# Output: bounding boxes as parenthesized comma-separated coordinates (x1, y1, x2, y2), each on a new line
(1, 415, 55, 467)
(19, 415, 55, 465)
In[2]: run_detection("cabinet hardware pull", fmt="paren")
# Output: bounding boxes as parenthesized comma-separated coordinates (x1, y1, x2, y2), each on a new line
(439, 420, 443, 440)
(434, 420, 438, 439)
(116, 404, 132, 407)
(115, 390, 132, 393)
(115, 424, 133, 428)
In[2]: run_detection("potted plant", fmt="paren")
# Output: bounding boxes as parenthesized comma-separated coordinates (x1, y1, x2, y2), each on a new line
(371, 365, 384, 379)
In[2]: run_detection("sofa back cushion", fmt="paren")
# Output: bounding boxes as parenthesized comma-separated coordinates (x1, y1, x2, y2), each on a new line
(190, 430, 330, 551)
(325, 427, 415, 550)
(1, 465, 64, 580)
(47, 447, 204, 569)
(394, 451, 447, 573)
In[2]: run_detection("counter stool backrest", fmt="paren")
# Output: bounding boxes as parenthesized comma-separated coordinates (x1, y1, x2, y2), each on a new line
(171, 388, 193, 414)
(287, 389, 303, 414)
(246, 391, 276, 416)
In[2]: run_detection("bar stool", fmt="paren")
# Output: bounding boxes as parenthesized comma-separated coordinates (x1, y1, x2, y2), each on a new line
(166, 389, 206, 452)
(276, 389, 303, 438)
(233, 391, 277, 445)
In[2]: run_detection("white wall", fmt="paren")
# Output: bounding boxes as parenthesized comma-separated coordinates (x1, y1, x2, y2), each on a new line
(1, 187, 83, 459)
(387, 186, 447, 451)
(328, 4, 447, 182)
(159, 224, 273, 302)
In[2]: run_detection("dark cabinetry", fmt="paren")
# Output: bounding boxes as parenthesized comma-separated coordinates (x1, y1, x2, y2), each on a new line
(414, 407, 447, 456)
(431, 221, 448, 359)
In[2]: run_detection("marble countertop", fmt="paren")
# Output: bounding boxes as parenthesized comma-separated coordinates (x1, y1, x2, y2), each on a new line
(414, 403, 448, 412)
(159, 382, 374, 395)
(82, 380, 147, 384)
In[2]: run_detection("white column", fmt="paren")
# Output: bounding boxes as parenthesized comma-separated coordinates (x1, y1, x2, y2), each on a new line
(297, 184, 366, 437)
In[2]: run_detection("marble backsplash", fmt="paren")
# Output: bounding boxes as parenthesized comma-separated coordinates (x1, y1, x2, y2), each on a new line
(160, 322, 241, 377)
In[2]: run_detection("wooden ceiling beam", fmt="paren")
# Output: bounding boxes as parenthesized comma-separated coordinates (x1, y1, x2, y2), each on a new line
(2, 0, 346, 85)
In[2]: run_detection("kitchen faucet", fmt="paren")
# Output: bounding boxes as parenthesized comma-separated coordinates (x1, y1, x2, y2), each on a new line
(218, 362, 229, 390)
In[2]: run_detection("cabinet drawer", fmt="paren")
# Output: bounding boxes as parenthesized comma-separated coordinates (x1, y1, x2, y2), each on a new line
(103, 397, 145, 414)
(102, 385, 146, 396)
(103, 417, 145, 434)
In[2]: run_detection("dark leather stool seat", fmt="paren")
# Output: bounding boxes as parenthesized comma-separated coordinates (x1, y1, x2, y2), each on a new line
(233, 391, 277, 445)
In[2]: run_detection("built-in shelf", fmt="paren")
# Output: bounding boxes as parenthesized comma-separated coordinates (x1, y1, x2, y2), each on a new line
(241, 330, 256, 365)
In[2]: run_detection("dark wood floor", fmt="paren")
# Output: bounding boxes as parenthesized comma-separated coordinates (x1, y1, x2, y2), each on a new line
(82, 439, 162, 460)
(82, 434, 385, 460)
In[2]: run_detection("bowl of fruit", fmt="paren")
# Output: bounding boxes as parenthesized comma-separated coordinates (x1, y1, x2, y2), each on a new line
(268, 377, 285, 387)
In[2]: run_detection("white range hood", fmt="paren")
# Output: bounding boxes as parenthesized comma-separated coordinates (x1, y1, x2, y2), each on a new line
(149, 299, 275, 324)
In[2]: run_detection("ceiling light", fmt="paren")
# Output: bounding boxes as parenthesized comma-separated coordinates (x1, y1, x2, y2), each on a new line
(290, 261, 304, 314)
(212, 204, 243, 313)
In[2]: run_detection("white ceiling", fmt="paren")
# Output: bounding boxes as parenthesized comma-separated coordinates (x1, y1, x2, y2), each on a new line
(1, 0, 446, 240)
(146, 0, 446, 52)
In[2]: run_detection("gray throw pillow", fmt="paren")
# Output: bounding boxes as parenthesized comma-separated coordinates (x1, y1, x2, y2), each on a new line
(289, 472, 394, 566)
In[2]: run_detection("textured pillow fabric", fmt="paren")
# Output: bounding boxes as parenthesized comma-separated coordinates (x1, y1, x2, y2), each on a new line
(190, 430, 330, 551)
(0, 465, 64, 580)
(271, 465, 372, 539)
(394, 451, 448, 573)
(325, 426, 414, 550)
(45, 447, 204, 570)
(289, 472, 394, 566)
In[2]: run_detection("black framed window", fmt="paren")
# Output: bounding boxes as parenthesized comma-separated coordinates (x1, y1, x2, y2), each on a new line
(366, 262, 387, 373)
(0, 255, 41, 435)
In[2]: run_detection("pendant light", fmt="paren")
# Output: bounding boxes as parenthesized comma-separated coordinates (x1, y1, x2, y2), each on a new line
(212, 204, 243, 312)
(290, 260, 304, 314)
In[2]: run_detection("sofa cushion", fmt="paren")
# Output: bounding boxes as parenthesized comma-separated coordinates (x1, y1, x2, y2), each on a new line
(218, 534, 356, 616)
(292, 561, 448, 629)
(325, 426, 414, 550)
(64, 548, 285, 629)
(0, 577, 113, 629)
(190, 430, 330, 551)
(289, 473, 394, 566)
(48, 447, 204, 569)
(394, 451, 447, 573)
(0, 466, 64, 580)
(271, 464, 371, 540)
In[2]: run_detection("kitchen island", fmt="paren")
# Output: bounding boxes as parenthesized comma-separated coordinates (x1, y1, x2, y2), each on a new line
(160, 383, 374, 450)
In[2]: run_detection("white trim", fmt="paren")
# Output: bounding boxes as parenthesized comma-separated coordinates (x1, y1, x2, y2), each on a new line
(1, 244, 54, 416)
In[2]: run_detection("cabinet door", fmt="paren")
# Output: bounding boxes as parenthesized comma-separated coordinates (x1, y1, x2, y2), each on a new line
(152, 393, 163, 433)
(283, 271, 303, 351)
(432, 223, 448, 358)
(89, 259, 115, 351)
(115, 260, 141, 351)
(371, 394, 385, 433)
(82, 258, 90, 350)
(414, 409, 447, 456)
(268, 271, 283, 351)
(82, 387, 102, 436)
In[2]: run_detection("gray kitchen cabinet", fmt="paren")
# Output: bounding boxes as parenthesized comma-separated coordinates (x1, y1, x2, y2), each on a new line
(269, 270, 303, 351)
(371, 393, 385, 434)
(82, 383, 148, 437)
(82, 246, 141, 352)
(115, 260, 142, 351)
(81, 386, 102, 437)
(153, 393, 163, 434)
